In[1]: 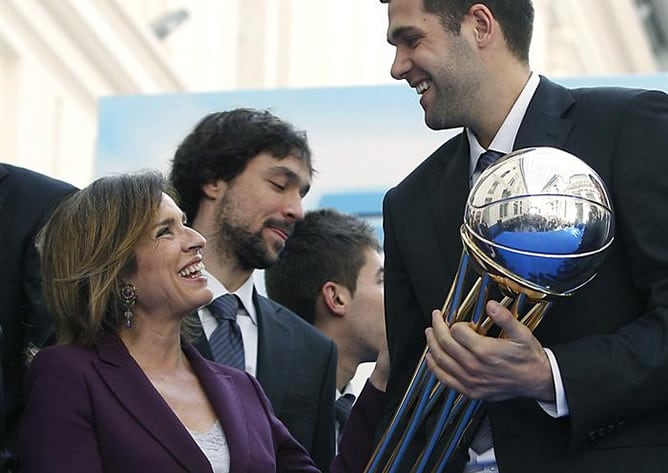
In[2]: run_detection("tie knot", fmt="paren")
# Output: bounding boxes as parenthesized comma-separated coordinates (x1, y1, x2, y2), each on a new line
(475, 149, 505, 175)
(335, 393, 356, 425)
(337, 392, 355, 406)
(209, 294, 240, 322)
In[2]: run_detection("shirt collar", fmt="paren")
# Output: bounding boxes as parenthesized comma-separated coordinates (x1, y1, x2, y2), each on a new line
(203, 270, 258, 325)
(466, 72, 540, 173)
(336, 382, 357, 400)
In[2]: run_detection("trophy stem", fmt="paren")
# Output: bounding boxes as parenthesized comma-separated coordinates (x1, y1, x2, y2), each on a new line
(365, 346, 430, 472)
(431, 399, 481, 473)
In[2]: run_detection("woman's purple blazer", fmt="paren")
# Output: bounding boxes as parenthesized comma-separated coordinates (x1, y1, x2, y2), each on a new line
(18, 338, 383, 472)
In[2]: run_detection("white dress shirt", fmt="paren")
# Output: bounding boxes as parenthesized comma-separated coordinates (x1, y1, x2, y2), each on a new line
(198, 270, 259, 377)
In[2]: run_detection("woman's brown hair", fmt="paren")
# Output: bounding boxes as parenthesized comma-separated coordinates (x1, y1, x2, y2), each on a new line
(37, 171, 167, 345)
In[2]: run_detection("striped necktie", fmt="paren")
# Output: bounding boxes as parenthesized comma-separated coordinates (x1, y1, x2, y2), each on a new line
(335, 393, 356, 442)
(208, 294, 245, 370)
(468, 150, 503, 456)
(475, 149, 505, 175)
(470, 415, 493, 454)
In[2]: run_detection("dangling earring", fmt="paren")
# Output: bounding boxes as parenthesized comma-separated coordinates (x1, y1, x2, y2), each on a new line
(119, 283, 137, 329)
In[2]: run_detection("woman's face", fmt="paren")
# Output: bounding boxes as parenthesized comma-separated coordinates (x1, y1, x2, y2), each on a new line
(128, 193, 212, 320)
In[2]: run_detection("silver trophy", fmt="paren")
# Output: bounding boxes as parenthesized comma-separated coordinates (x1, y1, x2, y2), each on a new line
(366, 147, 615, 473)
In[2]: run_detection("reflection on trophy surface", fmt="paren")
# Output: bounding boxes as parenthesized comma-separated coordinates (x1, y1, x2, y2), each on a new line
(366, 147, 615, 473)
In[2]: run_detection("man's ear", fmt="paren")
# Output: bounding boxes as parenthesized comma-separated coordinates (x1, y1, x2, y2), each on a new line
(202, 179, 227, 200)
(467, 3, 495, 47)
(321, 281, 348, 318)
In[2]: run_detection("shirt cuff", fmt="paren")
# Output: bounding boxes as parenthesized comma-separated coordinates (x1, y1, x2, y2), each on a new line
(537, 348, 569, 418)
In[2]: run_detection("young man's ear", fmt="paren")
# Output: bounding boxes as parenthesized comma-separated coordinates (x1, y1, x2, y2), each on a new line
(467, 3, 494, 47)
(321, 281, 349, 317)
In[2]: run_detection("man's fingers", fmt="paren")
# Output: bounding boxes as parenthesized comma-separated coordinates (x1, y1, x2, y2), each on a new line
(486, 300, 526, 341)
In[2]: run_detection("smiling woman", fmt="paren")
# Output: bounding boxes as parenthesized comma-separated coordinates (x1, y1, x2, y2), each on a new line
(129, 192, 211, 327)
(17, 170, 387, 473)
(35, 171, 193, 345)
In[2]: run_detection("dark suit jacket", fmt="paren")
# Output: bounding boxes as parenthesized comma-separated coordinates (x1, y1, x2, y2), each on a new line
(193, 290, 338, 471)
(382, 77, 668, 473)
(18, 338, 381, 473)
(0, 163, 76, 466)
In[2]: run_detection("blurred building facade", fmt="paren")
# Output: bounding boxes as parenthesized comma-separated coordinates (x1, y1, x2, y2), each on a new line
(1, 0, 665, 187)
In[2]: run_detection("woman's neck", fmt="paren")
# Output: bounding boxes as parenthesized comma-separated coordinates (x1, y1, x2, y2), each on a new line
(119, 319, 185, 373)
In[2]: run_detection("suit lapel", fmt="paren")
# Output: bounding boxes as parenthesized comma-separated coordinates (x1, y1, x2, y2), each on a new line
(190, 312, 215, 361)
(185, 345, 252, 473)
(515, 76, 574, 150)
(254, 292, 292, 412)
(0, 164, 10, 221)
(428, 136, 471, 295)
(93, 338, 212, 472)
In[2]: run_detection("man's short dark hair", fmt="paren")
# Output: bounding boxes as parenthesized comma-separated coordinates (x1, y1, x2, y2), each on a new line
(169, 108, 313, 222)
(265, 208, 381, 325)
(382, 0, 534, 63)
(429, 1, 533, 62)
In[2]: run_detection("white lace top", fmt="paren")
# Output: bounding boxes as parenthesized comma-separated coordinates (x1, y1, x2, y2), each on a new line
(187, 420, 230, 473)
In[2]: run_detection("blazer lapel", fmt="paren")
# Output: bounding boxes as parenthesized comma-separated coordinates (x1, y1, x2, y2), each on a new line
(515, 76, 574, 150)
(93, 338, 212, 472)
(253, 292, 292, 412)
(428, 136, 471, 294)
(185, 345, 252, 473)
(189, 312, 215, 361)
(0, 164, 10, 220)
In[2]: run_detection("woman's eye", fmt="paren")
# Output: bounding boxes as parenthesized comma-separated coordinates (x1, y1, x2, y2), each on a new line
(156, 227, 171, 237)
(270, 181, 286, 191)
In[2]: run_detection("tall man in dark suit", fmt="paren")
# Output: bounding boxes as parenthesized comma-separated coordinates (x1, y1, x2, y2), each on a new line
(379, 1, 668, 472)
(0, 163, 76, 471)
(169, 109, 337, 471)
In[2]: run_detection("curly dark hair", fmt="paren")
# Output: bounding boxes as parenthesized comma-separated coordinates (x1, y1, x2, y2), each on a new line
(169, 108, 313, 222)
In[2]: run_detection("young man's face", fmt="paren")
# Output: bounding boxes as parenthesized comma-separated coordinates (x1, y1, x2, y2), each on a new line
(213, 152, 311, 270)
(348, 247, 387, 361)
(386, 0, 484, 130)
